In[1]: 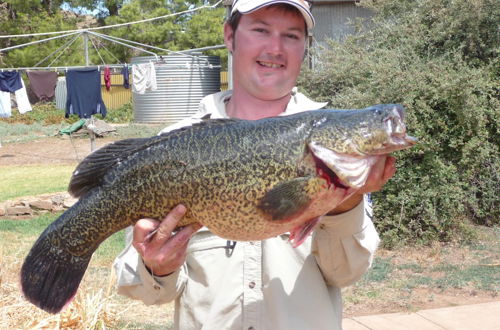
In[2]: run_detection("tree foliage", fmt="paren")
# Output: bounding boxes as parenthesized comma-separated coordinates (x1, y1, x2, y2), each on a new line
(0, 0, 226, 67)
(299, 0, 499, 247)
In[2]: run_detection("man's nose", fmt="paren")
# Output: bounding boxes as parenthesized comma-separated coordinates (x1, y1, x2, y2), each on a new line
(266, 33, 284, 55)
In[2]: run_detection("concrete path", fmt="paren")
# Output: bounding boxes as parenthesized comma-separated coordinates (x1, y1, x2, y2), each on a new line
(343, 301, 499, 330)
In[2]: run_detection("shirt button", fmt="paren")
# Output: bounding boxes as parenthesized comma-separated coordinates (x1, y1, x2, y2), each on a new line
(248, 281, 256, 289)
(153, 284, 161, 291)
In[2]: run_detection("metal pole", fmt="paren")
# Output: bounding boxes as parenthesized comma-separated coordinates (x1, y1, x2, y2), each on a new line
(83, 31, 89, 66)
(0, 31, 80, 53)
(224, 0, 233, 90)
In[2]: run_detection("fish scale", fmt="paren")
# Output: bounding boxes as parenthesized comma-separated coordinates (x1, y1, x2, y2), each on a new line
(21, 104, 416, 314)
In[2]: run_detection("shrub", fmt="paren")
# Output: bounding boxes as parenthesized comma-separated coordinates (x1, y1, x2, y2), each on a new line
(299, 0, 499, 247)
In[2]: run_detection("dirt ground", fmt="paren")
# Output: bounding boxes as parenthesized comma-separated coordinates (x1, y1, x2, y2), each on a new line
(0, 135, 119, 166)
(1, 136, 498, 319)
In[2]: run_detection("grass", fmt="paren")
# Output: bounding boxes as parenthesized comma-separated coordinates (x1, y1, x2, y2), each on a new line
(0, 212, 174, 329)
(0, 165, 74, 202)
(342, 226, 499, 316)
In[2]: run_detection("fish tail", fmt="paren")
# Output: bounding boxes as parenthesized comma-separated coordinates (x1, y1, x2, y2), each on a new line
(21, 214, 93, 314)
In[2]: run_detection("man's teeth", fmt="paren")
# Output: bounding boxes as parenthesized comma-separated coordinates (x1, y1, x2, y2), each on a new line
(258, 61, 282, 68)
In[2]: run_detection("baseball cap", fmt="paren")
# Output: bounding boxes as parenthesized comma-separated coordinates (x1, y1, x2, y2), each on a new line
(230, 0, 315, 30)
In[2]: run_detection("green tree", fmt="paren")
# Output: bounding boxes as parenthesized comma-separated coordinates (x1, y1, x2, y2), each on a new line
(299, 0, 499, 246)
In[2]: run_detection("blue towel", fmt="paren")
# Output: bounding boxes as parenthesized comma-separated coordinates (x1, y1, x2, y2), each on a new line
(0, 71, 22, 93)
(65, 68, 106, 119)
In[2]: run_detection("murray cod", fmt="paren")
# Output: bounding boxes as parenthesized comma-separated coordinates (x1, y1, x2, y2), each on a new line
(21, 104, 416, 313)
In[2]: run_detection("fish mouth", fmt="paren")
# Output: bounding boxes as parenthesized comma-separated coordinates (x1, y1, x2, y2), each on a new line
(379, 105, 417, 154)
(311, 151, 350, 189)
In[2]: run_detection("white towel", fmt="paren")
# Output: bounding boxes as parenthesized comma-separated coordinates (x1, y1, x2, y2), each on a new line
(15, 78, 32, 114)
(0, 91, 11, 117)
(132, 62, 157, 94)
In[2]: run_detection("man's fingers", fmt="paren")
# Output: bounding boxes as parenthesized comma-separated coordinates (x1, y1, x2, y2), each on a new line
(153, 204, 187, 244)
(160, 223, 202, 254)
(133, 218, 160, 243)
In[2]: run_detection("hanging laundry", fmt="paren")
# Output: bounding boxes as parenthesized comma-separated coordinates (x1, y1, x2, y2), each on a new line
(122, 65, 130, 89)
(0, 76, 32, 117)
(26, 71, 58, 102)
(15, 78, 32, 114)
(65, 68, 107, 119)
(0, 71, 22, 93)
(0, 91, 11, 117)
(104, 66, 111, 91)
(55, 76, 67, 110)
(132, 62, 157, 94)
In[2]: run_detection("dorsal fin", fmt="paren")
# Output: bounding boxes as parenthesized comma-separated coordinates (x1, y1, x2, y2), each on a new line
(69, 118, 244, 198)
(69, 136, 165, 197)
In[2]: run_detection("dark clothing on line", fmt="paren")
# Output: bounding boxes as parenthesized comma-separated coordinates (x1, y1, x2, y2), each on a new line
(104, 67, 111, 91)
(27, 71, 58, 102)
(65, 68, 106, 119)
(122, 66, 130, 89)
(0, 71, 22, 93)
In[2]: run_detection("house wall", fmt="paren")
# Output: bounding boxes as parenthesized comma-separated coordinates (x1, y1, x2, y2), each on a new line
(312, 1, 373, 46)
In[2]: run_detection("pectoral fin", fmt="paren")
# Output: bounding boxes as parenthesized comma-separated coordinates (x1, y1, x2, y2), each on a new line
(258, 177, 326, 221)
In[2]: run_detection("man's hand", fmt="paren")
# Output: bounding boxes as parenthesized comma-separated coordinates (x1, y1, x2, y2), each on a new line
(328, 156, 397, 215)
(132, 204, 202, 276)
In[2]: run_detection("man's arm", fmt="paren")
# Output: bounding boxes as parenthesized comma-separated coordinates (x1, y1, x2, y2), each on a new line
(312, 156, 396, 286)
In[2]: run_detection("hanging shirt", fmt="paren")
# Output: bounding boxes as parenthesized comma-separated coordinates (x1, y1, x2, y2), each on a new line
(26, 71, 58, 102)
(0, 71, 22, 93)
(65, 68, 107, 119)
(122, 65, 130, 89)
(104, 67, 111, 91)
(132, 62, 157, 94)
(0, 77, 32, 116)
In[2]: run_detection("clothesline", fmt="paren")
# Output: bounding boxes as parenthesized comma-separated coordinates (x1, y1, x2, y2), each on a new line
(0, 61, 222, 73)
(0, 64, 129, 72)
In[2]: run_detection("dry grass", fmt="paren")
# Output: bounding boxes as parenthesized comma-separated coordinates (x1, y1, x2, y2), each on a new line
(0, 224, 174, 330)
(0, 247, 119, 329)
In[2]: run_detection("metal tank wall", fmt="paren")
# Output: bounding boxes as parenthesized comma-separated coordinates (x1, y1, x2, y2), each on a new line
(131, 55, 221, 124)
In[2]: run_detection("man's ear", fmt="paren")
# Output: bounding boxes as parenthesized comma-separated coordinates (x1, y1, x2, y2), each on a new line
(224, 23, 234, 53)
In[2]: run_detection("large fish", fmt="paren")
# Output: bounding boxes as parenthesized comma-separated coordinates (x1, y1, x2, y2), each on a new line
(21, 104, 416, 313)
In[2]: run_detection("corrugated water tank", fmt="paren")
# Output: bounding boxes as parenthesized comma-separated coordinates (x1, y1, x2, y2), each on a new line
(131, 55, 221, 124)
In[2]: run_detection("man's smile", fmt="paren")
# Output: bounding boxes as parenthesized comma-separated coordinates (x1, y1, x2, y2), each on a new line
(257, 60, 284, 68)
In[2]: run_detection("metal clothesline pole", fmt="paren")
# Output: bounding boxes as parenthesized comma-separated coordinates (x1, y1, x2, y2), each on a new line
(0, 31, 80, 53)
(0, 64, 129, 72)
(86, 31, 159, 61)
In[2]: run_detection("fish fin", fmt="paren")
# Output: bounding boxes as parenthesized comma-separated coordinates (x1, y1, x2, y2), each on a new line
(258, 177, 325, 221)
(289, 217, 321, 247)
(21, 225, 91, 313)
(69, 136, 166, 197)
(309, 141, 378, 189)
(158, 117, 243, 135)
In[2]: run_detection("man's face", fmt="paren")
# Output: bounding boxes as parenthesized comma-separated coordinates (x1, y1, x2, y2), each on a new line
(224, 7, 307, 101)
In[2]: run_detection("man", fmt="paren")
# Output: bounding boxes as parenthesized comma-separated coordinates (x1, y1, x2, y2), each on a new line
(114, 1, 395, 329)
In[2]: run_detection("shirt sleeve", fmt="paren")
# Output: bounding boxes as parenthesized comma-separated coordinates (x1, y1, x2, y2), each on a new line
(113, 228, 188, 305)
(311, 196, 380, 288)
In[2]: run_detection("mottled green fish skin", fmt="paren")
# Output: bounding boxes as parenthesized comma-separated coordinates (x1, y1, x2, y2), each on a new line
(21, 104, 416, 314)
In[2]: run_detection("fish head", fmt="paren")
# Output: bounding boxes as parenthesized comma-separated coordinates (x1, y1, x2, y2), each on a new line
(308, 104, 417, 188)
(311, 104, 417, 156)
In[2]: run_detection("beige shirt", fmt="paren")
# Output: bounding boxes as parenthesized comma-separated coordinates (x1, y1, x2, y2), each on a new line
(113, 90, 380, 330)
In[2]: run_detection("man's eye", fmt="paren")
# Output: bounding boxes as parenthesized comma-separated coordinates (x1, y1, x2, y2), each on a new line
(286, 33, 300, 40)
(254, 28, 267, 33)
